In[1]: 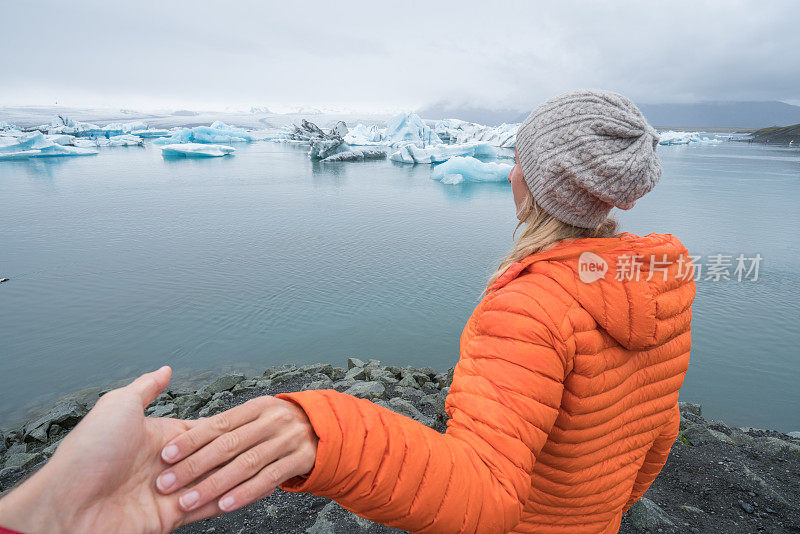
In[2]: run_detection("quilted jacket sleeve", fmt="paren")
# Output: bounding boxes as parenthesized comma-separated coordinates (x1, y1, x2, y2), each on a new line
(274, 288, 570, 534)
(624, 403, 680, 512)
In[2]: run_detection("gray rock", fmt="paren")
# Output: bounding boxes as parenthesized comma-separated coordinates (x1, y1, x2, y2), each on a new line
(347, 358, 366, 370)
(5, 452, 43, 470)
(420, 393, 446, 417)
(385, 365, 402, 378)
(434, 372, 450, 389)
(306, 500, 370, 534)
(376, 398, 435, 427)
(679, 505, 706, 515)
(754, 436, 800, 455)
(344, 367, 367, 381)
(199, 373, 245, 396)
(270, 370, 305, 386)
(173, 394, 207, 418)
(198, 391, 233, 417)
(302, 378, 334, 391)
(678, 402, 702, 417)
(24, 401, 88, 443)
(627, 497, 675, 531)
(419, 366, 437, 378)
(397, 375, 420, 389)
(332, 378, 357, 389)
(43, 439, 63, 458)
(300, 363, 335, 378)
(680, 423, 717, 446)
(6, 443, 26, 456)
(154, 393, 172, 405)
(330, 367, 346, 380)
(739, 500, 755, 514)
(343, 381, 386, 401)
(147, 403, 177, 418)
(787, 431, 800, 439)
(395, 386, 424, 400)
(255, 378, 273, 388)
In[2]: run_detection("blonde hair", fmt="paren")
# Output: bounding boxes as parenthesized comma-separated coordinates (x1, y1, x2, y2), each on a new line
(486, 193, 619, 291)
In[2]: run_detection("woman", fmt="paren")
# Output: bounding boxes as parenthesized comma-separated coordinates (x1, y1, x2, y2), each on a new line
(156, 89, 696, 534)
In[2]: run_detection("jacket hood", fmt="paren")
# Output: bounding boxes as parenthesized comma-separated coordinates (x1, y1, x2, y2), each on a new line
(487, 232, 696, 351)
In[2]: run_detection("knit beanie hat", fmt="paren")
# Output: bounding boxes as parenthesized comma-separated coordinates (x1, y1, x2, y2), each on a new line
(515, 89, 662, 229)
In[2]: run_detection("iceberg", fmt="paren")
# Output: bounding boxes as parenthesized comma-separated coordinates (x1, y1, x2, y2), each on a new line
(343, 123, 385, 145)
(102, 121, 148, 133)
(434, 119, 518, 148)
(389, 143, 497, 164)
(431, 156, 512, 185)
(160, 143, 235, 157)
(657, 131, 723, 146)
(154, 122, 254, 145)
(0, 133, 98, 160)
(74, 134, 144, 147)
(130, 129, 171, 138)
(321, 148, 387, 162)
(384, 112, 441, 147)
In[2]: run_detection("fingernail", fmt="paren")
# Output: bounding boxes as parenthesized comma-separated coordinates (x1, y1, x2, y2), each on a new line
(162, 444, 179, 461)
(219, 496, 235, 511)
(179, 491, 200, 510)
(156, 472, 176, 492)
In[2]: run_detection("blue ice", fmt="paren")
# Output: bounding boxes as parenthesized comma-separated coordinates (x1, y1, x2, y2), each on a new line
(431, 156, 512, 185)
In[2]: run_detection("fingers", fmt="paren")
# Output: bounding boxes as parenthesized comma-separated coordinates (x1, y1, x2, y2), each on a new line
(160, 399, 270, 464)
(216, 452, 310, 513)
(126, 366, 172, 408)
(173, 438, 288, 512)
(156, 417, 273, 494)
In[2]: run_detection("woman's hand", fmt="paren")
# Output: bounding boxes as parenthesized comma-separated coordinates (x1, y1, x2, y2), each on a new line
(155, 395, 319, 513)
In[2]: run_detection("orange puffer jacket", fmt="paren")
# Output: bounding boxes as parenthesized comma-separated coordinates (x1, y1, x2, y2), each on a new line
(276, 232, 696, 533)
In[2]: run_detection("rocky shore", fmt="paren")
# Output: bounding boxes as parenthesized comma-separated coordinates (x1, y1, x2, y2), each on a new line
(1, 359, 799, 533)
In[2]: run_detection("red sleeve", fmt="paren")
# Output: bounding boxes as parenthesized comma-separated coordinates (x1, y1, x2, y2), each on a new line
(0, 526, 26, 534)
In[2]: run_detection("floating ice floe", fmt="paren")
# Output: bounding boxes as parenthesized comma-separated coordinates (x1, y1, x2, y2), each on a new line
(384, 112, 441, 147)
(431, 156, 512, 185)
(0, 133, 98, 160)
(74, 134, 144, 148)
(155, 122, 253, 145)
(434, 119, 518, 148)
(657, 131, 723, 146)
(321, 148, 387, 162)
(389, 143, 497, 164)
(130, 129, 171, 138)
(343, 123, 385, 145)
(160, 143, 235, 157)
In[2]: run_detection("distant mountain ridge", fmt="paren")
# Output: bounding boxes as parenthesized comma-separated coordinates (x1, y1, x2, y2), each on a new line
(417, 101, 800, 130)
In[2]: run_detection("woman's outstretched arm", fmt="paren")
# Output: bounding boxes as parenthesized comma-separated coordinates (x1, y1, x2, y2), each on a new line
(275, 289, 570, 533)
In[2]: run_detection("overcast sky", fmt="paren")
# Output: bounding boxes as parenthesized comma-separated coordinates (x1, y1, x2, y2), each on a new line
(3, 0, 799, 112)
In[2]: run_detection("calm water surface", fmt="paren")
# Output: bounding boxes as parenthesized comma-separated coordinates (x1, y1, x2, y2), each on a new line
(1, 140, 798, 431)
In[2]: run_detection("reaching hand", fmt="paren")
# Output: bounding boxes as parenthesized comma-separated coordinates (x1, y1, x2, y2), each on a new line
(155, 395, 318, 513)
(0, 367, 223, 534)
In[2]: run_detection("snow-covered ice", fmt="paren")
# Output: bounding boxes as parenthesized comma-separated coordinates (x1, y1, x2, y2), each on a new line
(383, 113, 441, 147)
(434, 119, 518, 148)
(321, 148, 386, 162)
(657, 131, 723, 146)
(389, 143, 497, 164)
(74, 134, 144, 147)
(431, 156, 512, 185)
(0, 133, 98, 160)
(160, 143, 235, 157)
(343, 123, 385, 145)
(155, 122, 254, 144)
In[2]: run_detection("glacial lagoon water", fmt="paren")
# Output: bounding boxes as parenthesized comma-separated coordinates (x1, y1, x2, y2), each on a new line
(1, 140, 798, 431)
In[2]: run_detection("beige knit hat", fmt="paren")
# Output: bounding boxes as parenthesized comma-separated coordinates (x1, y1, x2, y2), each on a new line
(516, 89, 662, 229)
